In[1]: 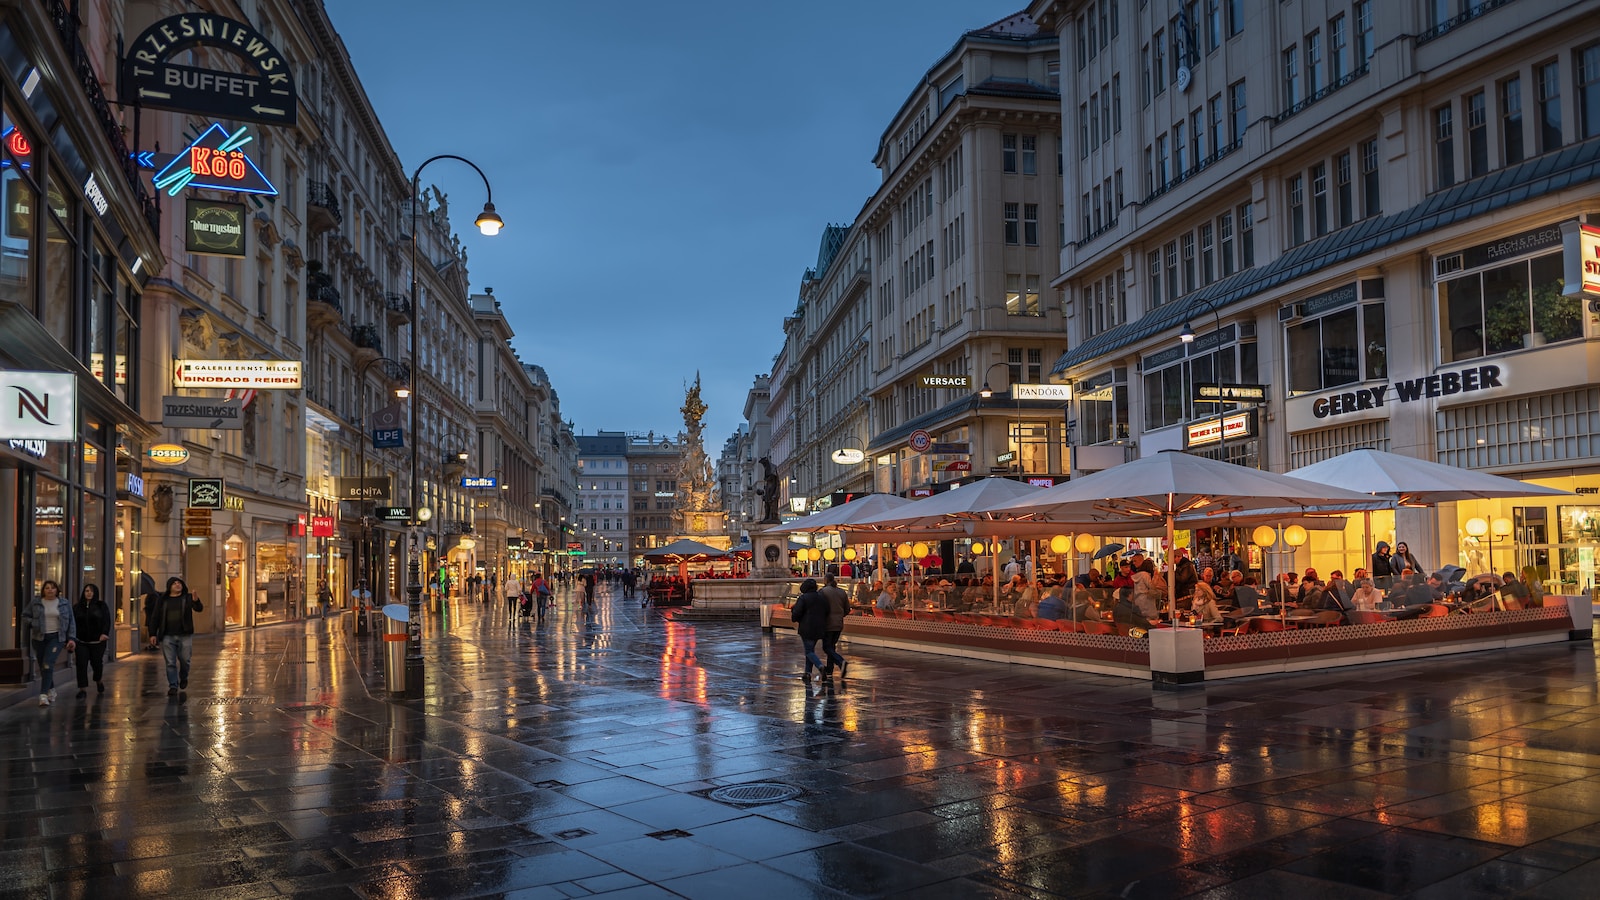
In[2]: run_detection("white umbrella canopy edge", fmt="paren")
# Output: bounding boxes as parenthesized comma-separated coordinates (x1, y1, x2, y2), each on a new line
(758, 492, 917, 534)
(1286, 448, 1572, 504)
(847, 477, 1047, 529)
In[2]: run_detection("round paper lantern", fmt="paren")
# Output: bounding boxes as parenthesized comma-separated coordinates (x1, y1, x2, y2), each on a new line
(1075, 532, 1098, 554)
(822, 548, 837, 561)
(971, 541, 986, 555)
(1283, 524, 1309, 547)
(1252, 525, 1277, 547)
(1491, 517, 1513, 537)
(1464, 517, 1489, 537)
(843, 547, 857, 560)
(1049, 534, 1072, 554)
(896, 542, 914, 559)
(912, 542, 930, 559)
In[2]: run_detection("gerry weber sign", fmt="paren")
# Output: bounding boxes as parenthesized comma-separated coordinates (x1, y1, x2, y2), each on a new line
(1288, 363, 1507, 432)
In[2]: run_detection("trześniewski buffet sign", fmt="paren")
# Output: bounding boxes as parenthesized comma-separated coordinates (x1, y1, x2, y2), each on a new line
(1310, 363, 1504, 419)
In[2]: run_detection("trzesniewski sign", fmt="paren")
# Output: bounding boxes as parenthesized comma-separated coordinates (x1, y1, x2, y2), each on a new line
(162, 395, 243, 429)
(123, 14, 298, 125)
(184, 198, 247, 256)
(172, 359, 302, 389)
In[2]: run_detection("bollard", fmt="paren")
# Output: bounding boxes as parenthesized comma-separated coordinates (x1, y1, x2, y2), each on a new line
(759, 602, 773, 632)
(382, 603, 409, 696)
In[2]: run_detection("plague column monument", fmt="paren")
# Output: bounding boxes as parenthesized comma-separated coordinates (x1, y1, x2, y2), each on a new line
(671, 375, 730, 549)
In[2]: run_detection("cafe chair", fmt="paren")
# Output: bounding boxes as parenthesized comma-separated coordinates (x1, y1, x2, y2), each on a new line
(1080, 620, 1115, 635)
(1346, 609, 1389, 625)
(1419, 603, 1452, 618)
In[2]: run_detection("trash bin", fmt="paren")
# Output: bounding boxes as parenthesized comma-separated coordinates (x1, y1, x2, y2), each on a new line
(759, 602, 773, 632)
(382, 603, 409, 695)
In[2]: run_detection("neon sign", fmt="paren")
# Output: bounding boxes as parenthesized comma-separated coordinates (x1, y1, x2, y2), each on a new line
(153, 123, 276, 197)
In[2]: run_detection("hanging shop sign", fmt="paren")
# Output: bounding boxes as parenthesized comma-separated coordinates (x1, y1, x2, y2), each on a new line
(461, 476, 499, 489)
(122, 13, 298, 125)
(996, 451, 1017, 465)
(1310, 363, 1505, 420)
(184, 198, 247, 256)
(908, 430, 931, 452)
(162, 395, 244, 429)
(172, 359, 302, 389)
(336, 476, 393, 501)
(944, 460, 972, 472)
(1185, 412, 1254, 448)
(1192, 383, 1268, 403)
(377, 506, 411, 521)
(830, 447, 865, 464)
(506, 537, 526, 549)
(1013, 383, 1073, 401)
(148, 443, 190, 465)
(153, 124, 276, 197)
(930, 441, 969, 455)
(311, 515, 335, 538)
(0, 371, 76, 441)
(1560, 221, 1600, 297)
(918, 374, 970, 388)
(181, 508, 212, 537)
(123, 473, 145, 499)
(188, 477, 224, 509)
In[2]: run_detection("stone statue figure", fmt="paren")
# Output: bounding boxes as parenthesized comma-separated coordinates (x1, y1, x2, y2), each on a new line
(673, 373, 720, 532)
(757, 456, 781, 523)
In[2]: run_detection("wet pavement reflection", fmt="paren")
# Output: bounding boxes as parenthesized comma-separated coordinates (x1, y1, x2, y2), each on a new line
(3, 584, 1597, 898)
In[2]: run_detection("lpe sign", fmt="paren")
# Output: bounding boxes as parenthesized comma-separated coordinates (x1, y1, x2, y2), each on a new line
(0, 372, 76, 441)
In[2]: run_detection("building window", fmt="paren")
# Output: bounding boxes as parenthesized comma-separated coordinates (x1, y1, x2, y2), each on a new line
(1502, 76, 1524, 166)
(1181, 233, 1196, 295)
(1355, 1, 1373, 64)
(1190, 108, 1204, 168)
(1153, 30, 1166, 96)
(1004, 202, 1019, 245)
(1200, 222, 1215, 285)
(1113, 74, 1123, 132)
(1538, 60, 1562, 152)
(1024, 203, 1039, 246)
(1079, 104, 1090, 159)
(1288, 174, 1306, 246)
(1156, 135, 1170, 187)
(1022, 135, 1038, 174)
(1361, 139, 1380, 217)
(1229, 80, 1247, 144)
(1165, 241, 1179, 303)
(1335, 152, 1354, 228)
(1580, 42, 1600, 139)
(1283, 45, 1300, 110)
(1143, 339, 1255, 431)
(1329, 14, 1347, 83)
(1239, 201, 1255, 268)
(1208, 94, 1223, 156)
(1227, 0, 1243, 38)
(1148, 250, 1164, 308)
(1078, 368, 1129, 445)
(1005, 275, 1041, 317)
(1305, 30, 1322, 98)
(1463, 90, 1488, 179)
(1439, 250, 1578, 362)
(1142, 45, 1153, 107)
(1434, 104, 1456, 190)
(1286, 293, 1388, 396)
(1207, 0, 1221, 53)
(1218, 212, 1235, 277)
(1172, 122, 1187, 179)
(1003, 133, 1018, 172)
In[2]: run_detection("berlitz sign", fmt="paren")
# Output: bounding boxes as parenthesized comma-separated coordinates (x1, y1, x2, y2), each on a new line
(123, 14, 298, 126)
(1311, 364, 1504, 419)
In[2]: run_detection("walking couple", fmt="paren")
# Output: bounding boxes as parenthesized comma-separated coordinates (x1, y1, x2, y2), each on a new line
(791, 574, 850, 683)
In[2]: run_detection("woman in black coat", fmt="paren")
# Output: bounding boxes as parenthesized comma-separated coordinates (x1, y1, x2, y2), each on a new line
(789, 578, 830, 683)
(73, 583, 112, 697)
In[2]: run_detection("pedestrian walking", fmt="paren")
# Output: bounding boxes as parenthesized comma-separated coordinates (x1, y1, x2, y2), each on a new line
(25, 580, 75, 707)
(72, 583, 112, 698)
(503, 573, 524, 621)
(316, 579, 333, 618)
(789, 578, 829, 683)
(531, 572, 552, 618)
(147, 577, 203, 696)
(819, 574, 851, 679)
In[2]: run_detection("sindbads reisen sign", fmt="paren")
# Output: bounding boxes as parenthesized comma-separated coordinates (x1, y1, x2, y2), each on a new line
(185, 199, 246, 256)
(173, 359, 302, 389)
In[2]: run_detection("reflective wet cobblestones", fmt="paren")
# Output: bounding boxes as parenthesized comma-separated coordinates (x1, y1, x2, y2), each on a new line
(3, 585, 1597, 898)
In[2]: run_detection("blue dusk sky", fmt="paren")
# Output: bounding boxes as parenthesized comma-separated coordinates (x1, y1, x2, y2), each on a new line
(331, 0, 1029, 448)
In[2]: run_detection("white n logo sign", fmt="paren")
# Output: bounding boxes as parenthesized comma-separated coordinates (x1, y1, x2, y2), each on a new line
(13, 387, 54, 425)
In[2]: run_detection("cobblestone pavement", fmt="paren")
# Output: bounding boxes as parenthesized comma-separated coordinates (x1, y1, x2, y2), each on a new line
(3, 583, 1598, 899)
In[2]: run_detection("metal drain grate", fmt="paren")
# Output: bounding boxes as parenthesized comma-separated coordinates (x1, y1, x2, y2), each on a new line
(198, 697, 273, 706)
(706, 782, 804, 806)
(646, 829, 692, 840)
(278, 704, 331, 713)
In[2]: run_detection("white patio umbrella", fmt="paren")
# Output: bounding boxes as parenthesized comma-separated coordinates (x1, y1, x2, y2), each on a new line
(766, 492, 914, 533)
(988, 451, 1387, 614)
(1287, 448, 1570, 574)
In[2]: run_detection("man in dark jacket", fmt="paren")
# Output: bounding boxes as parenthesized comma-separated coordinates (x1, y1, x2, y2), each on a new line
(148, 577, 204, 695)
(819, 574, 851, 679)
(790, 578, 830, 683)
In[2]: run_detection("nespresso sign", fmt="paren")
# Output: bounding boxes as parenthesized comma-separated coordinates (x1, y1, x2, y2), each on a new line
(1311, 364, 1504, 419)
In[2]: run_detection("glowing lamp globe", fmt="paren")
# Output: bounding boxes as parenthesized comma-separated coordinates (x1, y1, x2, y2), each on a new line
(1283, 524, 1309, 547)
(971, 541, 986, 555)
(1252, 525, 1277, 547)
(1464, 517, 1489, 537)
(1074, 532, 1098, 553)
(896, 542, 914, 559)
(843, 547, 857, 560)
(822, 548, 837, 561)
(1049, 534, 1071, 554)
(912, 542, 930, 559)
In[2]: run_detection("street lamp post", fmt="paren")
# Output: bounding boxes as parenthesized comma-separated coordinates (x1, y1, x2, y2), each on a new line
(1178, 295, 1229, 465)
(354, 355, 406, 635)
(405, 154, 502, 700)
(977, 361, 1015, 475)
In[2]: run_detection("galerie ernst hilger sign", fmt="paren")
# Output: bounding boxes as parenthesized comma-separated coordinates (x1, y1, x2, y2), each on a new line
(1311, 364, 1503, 419)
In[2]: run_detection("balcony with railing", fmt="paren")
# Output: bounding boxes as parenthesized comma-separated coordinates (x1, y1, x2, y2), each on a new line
(306, 262, 342, 327)
(307, 181, 342, 233)
(350, 323, 382, 361)
(1273, 64, 1370, 126)
(384, 292, 412, 324)
(442, 520, 474, 535)
(1414, 0, 1519, 46)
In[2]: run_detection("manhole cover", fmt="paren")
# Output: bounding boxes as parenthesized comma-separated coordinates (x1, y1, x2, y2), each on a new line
(646, 829, 692, 840)
(707, 783, 804, 805)
(198, 697, 273, 706)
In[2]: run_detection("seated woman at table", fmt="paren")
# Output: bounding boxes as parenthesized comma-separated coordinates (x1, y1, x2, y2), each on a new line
(1191, 570, 1224, 623)
(1350, 577, 1385, 610)
(1519, 566, 1545, 607)
(1011, 577, 1040, 617)
(874, 581, 898, 612)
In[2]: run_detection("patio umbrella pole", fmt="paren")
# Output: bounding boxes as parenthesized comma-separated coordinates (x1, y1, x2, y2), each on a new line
(1165, 496, 1177, 619)
(991, 538, 1000, 608)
